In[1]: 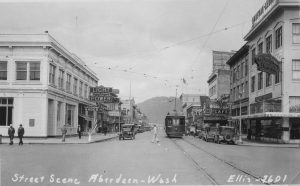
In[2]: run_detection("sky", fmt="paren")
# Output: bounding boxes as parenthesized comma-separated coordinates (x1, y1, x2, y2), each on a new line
(0, 0, 264, 103)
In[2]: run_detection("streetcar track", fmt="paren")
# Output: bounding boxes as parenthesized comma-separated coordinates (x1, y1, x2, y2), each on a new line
(170, 138, 219, 185)
(179, 138, 271, 185)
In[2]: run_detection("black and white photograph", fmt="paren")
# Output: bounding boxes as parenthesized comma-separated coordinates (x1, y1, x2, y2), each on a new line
(0, 0, 300, 185)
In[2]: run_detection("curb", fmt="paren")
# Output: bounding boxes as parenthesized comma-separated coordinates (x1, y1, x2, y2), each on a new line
(0, 136, 118, 145)
(237, 143, 300, 148)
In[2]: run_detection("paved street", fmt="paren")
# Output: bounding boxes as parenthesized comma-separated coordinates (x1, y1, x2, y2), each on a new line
(0, 130, 300, 186)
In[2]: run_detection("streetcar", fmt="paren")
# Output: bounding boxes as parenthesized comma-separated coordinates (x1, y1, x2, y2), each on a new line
(165, 111, 185, 138)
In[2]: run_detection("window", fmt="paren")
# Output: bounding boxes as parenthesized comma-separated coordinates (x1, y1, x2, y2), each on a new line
(58, 69, 64, 89)
(57, 102, 62, 123)
(240, 83, 244, 97)
(245, 81, 249, 94)
(251, 76, 255, 92)
(16, 62, 40, 81)
(16, 62, 27, 80)
(266, 35, 272, 53)
(0, 98, 13, 126)
(30, 62, 40, 80)
(241, 63, 244, 78)
(251, 48, 256, 65)
(275, 26, 282, 49)
(258, 42, 263, 54)
(258, 72, 263, 90)
(0, 61, 7, 80)
(49, 64, 56, 84)
(245, 58, 248, 76)
(73, 78, 78, 95)
(237, 65, 240, 80)
(292, 23, 300, 44)
(66, 74, 71, 92)
(65, 104, 75, 127)
(266, 73, 272, 87)
(233, 68, 236, 83)
(275, 70, 280, 84)
(79, 81, 83, 97)
(84, 84, 88, 98)
(292, 60, 300, 80)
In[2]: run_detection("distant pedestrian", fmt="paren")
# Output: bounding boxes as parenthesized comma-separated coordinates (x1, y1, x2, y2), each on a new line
(77, 125, 82, 139)
(61, 125, 67, 142)
(18, 124, 25, 145)
(8, 124, 15, 145)
(103, 125, 107, 136)
(152, 125, 159, 143)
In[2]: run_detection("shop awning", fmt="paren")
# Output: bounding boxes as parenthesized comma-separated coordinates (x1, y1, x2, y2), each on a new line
(78, 114, 94, 120)
(231, 112, 300, 120)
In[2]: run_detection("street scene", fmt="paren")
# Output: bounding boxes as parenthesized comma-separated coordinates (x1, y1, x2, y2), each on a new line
(1, 131, 300, 186)
(1, 0, 300, 185)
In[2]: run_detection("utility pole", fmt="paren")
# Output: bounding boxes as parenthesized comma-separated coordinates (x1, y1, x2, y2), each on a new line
(174, 88, 177, 112)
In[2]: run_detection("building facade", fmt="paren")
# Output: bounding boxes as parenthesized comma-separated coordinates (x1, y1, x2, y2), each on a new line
(226, 44, 250, 132)
(237, 0, 300, 143)
(0, 33, 98, 137)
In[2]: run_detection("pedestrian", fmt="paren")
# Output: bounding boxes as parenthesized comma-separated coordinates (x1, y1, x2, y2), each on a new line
(77, 125, 82, 139)
(8, 124, 15, 145)
(61, 125, 67, 142)
(18, 124, 25, 145)
(103, 125, 107, 136)
(152, 125, 159, 143)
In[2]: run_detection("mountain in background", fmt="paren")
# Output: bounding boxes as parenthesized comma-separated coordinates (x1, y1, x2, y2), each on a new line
(137, 96, 182, 124)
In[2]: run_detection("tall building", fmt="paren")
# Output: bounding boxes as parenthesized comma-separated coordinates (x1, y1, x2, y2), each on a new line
(208, 51, 235, 100)
(238, 0, 300, 143)
(0, 33, 98, 137)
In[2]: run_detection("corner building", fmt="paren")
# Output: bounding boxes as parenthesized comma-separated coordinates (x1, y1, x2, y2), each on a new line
(243, 0, 300, 143)
(0, 33, 98, 137)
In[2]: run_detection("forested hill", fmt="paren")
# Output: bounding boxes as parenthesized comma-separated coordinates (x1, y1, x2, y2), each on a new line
(137, 97, 182, 124)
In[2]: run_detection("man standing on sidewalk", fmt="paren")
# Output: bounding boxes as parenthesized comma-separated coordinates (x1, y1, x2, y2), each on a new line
(18, 124, 25, 145)
(61, 125, 67, 142)
(8, 124, 15, 145)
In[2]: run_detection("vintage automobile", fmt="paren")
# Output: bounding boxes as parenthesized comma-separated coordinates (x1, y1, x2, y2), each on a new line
(213, 126, 237, 144)
(202, 126, 218, 142)
(119, 124, 135, 140)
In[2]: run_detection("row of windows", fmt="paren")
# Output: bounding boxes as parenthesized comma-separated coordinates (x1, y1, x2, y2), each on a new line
(49, 64, 90, 99)
(0, 61, 40, 81)
(231, 57, 248, 84)
(251, 26, 283, 65)
(230, 81, 248, 101)
(251, 71, 281, 92)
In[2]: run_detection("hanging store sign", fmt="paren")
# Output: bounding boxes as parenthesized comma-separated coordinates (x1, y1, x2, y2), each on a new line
(85, 106, 99, 111)
(90, 86, 120, 103)
(254, 53, 280, 74)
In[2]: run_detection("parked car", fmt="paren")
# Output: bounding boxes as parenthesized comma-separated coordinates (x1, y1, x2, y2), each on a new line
(203, 127, 218, 142)
(213, 126, 237, 144)
(119, 124, 135, 140)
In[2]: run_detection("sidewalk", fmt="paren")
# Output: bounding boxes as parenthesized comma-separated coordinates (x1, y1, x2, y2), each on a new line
(0, 133, 118, 144)
(237, 138, 300, 148)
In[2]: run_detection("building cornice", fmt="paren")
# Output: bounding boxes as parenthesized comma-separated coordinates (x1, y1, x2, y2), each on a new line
(244, 0, 300, 41)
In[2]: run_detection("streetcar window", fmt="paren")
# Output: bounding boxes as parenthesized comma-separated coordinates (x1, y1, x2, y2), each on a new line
(173, 119, 179, 126)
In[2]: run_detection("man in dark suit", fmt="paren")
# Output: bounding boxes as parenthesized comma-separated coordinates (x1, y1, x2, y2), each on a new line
(18, 124, 25, 145)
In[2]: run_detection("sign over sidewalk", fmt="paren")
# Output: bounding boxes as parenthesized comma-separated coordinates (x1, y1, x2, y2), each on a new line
(90, 85, 120, 103)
